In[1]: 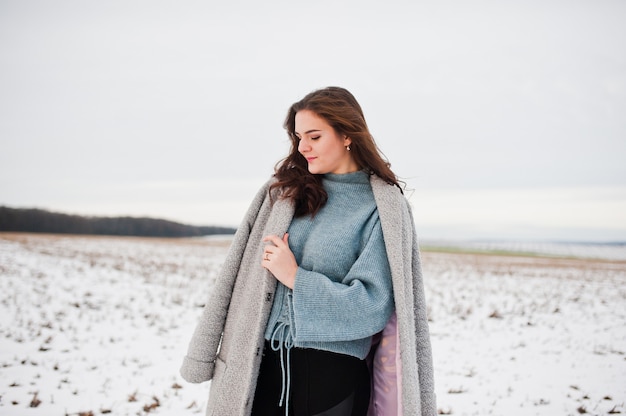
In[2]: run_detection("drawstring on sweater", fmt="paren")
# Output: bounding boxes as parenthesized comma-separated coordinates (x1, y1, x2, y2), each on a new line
(269, 320, 295, 416)
(265, 286, 297, 415)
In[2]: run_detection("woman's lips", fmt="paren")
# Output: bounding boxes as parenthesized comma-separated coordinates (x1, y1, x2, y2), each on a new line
(306, 157, 317, 162)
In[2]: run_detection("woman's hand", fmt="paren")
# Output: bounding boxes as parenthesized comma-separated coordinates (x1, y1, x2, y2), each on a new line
(261, 233, 298, 289)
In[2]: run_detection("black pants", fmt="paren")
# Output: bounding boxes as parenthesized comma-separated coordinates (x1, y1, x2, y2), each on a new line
(252, 341, 370, 416)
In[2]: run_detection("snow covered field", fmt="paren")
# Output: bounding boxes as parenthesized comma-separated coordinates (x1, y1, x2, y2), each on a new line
(0, 233, 624, 416)
(420, 240, 626, 261)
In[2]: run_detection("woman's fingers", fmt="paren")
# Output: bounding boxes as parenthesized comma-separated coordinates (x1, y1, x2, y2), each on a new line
(263, 234, 286, 248)
(261, 233, 297, 289)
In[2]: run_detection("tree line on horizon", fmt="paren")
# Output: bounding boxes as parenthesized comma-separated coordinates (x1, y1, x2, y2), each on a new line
(0, 206, 236, 238)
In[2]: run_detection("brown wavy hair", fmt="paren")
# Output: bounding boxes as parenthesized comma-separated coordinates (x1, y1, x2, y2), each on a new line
(271, 86, 403, 217)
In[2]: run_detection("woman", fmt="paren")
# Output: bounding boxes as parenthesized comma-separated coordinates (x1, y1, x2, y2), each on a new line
(180, 87, 435, 416)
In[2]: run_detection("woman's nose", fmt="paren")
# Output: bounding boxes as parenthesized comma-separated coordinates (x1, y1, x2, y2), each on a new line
(298, 138, 310, 153)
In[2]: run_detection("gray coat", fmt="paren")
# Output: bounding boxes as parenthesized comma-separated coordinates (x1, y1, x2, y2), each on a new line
(180, 175, 436, 415)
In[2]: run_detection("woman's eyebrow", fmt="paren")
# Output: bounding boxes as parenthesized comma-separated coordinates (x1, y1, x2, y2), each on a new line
(296, 129, 322, 136)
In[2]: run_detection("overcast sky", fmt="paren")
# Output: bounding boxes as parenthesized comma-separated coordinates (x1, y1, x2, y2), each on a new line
(1, 0, 625, 241)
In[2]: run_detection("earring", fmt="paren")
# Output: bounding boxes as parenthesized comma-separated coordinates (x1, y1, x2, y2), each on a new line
(346, 145, 351, 151)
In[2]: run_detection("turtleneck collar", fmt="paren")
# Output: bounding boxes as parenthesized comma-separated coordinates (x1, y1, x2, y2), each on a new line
(322, 170, 370, 184)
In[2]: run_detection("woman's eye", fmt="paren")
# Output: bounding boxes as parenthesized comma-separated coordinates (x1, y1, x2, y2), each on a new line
(311, 136, 320, 140)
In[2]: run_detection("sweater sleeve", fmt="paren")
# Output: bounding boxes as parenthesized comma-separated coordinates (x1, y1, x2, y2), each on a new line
(291, 218, 394, 342)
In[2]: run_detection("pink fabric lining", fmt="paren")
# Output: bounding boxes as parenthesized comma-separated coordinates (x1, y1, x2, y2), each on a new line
(367, 311, 402, 416)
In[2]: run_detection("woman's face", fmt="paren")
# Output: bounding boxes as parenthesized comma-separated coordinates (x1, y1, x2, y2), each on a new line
(295, 110, 358, 175)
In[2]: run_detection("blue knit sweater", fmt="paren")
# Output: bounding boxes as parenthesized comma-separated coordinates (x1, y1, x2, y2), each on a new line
(264, 170, 394, 360)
